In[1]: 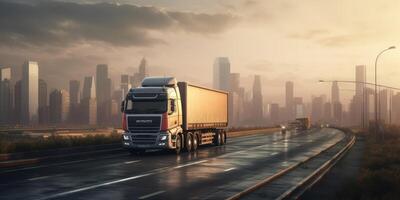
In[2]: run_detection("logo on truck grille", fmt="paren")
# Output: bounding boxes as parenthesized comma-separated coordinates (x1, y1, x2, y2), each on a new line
(136, 119, 153, 123)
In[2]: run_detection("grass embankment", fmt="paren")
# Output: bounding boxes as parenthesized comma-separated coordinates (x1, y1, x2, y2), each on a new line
(338, 126, 400, 199)
(0, 132, 121, 154)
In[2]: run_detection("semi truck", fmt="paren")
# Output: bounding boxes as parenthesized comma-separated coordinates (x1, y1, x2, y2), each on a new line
(121, 77, 228, 154)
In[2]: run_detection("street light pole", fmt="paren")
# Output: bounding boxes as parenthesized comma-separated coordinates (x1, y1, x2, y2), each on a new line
(375, 46, 395, 140)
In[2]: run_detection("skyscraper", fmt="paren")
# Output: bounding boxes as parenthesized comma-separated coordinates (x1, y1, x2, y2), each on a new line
(121, 74, 130, 98)
(379, 89, 388, 123)
(252, 75, 263, 123)
(355, 65, 367, 127)
(21, 61, 39, 125)
(331, 81, 339, 103)
(138, 57, 147, 78)
(311, 96, 323, 123)
(294, 97, 305, 118)
(38, 79, 48, 124)
(69, 80, 80, 123)
(0, 67, 12, 124)
(331, 81, 342, 125)
(229, 73, 241, 126)
(229, 73, 240, 93)
(213, 57, 230, 91)
(285, 81, 294, 120)
(49, 89, 70, 124)
(82, 76, 97, 125)
(96, 64, 111, 125)
(131, 58, 148, 88)
(69, 80, 80, 106)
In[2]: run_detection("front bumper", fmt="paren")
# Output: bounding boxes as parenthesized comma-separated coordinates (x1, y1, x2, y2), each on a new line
(122, 132, 172, 150)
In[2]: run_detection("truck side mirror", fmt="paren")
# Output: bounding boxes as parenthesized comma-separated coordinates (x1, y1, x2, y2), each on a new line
(120, 100, 125, 113)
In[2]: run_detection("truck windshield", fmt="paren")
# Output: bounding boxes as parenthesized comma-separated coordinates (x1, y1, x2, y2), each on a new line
(125, 100, 167, 114)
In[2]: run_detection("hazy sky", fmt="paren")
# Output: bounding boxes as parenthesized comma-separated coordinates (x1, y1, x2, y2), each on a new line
(1, 0, 400, 107)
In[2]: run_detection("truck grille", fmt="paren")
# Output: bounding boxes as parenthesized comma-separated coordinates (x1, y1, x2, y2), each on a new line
(131, 135, 158, 145)
(127, 115, 161, 133)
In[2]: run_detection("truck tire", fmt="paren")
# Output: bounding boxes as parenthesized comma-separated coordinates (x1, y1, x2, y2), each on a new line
(185, 133, 193, 152)
(192, 133, 198, 151)
(214, 130, 222, 146)
(221, 131, 226, 145)
(175, 134, 182, 154)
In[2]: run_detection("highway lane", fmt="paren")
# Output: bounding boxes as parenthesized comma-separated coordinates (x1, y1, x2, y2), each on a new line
(0, 128, 344, 200)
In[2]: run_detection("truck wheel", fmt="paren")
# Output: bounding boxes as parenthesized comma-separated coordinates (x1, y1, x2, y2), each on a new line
(175, 134, 182, 154)
(215, 131, 222, 146)
(185, 133, 193, 152)
(221, 131, 226, 145)
(192, 134, 198, 151)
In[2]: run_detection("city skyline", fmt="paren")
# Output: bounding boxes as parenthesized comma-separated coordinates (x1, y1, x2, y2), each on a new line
(1, 1, 400, 106)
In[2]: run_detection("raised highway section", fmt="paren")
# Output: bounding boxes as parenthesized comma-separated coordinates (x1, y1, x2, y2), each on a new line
(0, 128, 352, 200)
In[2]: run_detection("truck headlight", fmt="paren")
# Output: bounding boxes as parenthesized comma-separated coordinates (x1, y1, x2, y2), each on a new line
(123, 135, 130, 140)
(160, 135, 167, 141)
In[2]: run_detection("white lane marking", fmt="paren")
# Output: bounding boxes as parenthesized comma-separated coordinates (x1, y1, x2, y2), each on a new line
(270, 152, 278, 156)
(2, 154, 125, 174)
(138, 190, 165, 199)
(38, 160, 208, 200)
(124, 160, 141, 164)
(28, 176, 51, 181)
(38, 173, 153, 200)
(224, 167, 235, 172)
(173, 160, 208, 169)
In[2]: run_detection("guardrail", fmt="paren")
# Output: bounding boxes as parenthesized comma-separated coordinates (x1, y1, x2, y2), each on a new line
(227, 128, 355, 200)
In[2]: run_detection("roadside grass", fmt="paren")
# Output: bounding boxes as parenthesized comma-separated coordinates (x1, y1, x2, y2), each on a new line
(0, 132, 121, 154)
(0, 127, 272, 154)
(337, 126, 400, 199)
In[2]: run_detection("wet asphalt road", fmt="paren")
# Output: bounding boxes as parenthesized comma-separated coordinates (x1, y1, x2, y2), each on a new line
(0, 128, 345, 200)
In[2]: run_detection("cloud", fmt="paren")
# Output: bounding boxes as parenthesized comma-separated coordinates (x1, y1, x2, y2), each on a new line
(0, 1, 237, 48)
(288, 29, 375, 47)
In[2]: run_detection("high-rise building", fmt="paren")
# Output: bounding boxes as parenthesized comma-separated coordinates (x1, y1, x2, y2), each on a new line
(228, 73, 241, 127)
(14, 81, 21, 124)
(21, 61, 39, 125)
(38, 79, 48, 124)
(96, 64, 111, 125)
(49, 89, 70, 124)
(131, 58, 148, 88)
(332, 102, 343, 125)
(69, 80, 80, 124)
(138, 57, 147, 78)
(379, 89, 388, 123)
(69, 80, 80, 106)
(331, 81, 340, 103)
(285, 81, 294, 120)
(213, 57, 230, 91)
(121, 74, 130, 98)
(323, 102, 332, 122)
(0, 67, 12, 124)
(355, 65, 367, 126)
(112, 89, 123, 125)
(311, 96, 324, 123)
(294, 97, 305, 118)
(252, 75, 263, 123)
(229, 73, 240, 93)
(82, 76, 97, 125)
